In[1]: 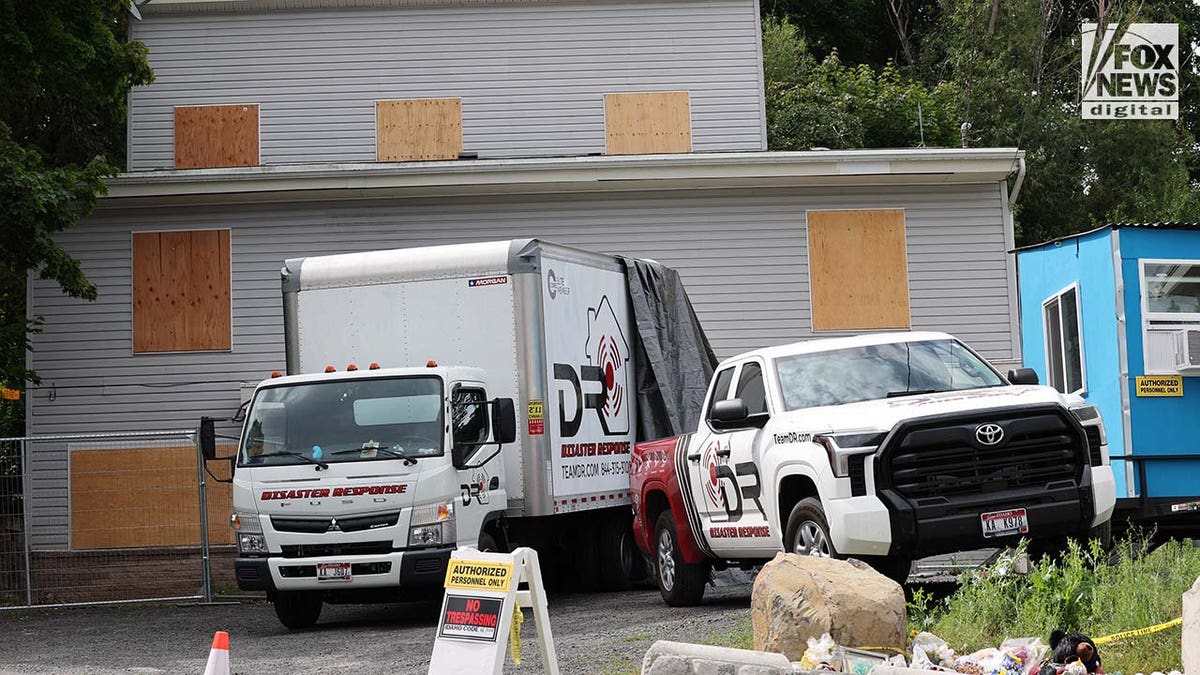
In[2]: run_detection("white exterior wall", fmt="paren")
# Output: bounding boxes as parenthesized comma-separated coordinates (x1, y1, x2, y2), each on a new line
(26, 183, 1016, 548)
(128, 0, 766, 170)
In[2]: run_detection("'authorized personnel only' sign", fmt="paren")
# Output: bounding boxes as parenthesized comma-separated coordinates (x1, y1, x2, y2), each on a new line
(1082, 22, 1178, 119)
(1135, 375, 1183, 397)
(444, 559, 513, 592)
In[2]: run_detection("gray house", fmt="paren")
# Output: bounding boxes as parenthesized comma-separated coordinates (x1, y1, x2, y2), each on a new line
(25, 0, 1025, 553)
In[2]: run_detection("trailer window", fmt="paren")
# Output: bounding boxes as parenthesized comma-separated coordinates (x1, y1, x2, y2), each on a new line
(1043, 284, 1085, 394)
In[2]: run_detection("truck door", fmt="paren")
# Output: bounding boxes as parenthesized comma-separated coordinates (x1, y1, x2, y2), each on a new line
(451, 385, 504, 548)
(689, 360, 776, 557)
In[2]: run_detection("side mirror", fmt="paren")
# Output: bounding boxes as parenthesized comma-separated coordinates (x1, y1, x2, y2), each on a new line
(199, 417, 217, 460)
(1008, 368, 1040, 386)
(492, 398, 517, 445)
(709, 398, 770, 431)
(451, 445, 467, 469)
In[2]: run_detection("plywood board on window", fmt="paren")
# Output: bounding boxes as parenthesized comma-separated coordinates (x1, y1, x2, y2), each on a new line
(376, 98, 463, 161)
(808, 209, 911, 331)
(132, 229, 231, 353)
(604, 91, 692, 155)
(70, 446, 234, 550)
(174, 104, 259, 169)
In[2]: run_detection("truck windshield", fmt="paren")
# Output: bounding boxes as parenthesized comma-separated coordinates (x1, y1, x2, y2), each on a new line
(239, 376, 444, 466)
(775, 339, 1004, 410)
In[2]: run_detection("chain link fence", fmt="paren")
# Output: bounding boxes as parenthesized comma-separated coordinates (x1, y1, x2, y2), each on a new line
(0, 431, 233, 609)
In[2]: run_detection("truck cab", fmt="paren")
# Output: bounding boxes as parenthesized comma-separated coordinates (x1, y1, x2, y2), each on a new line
(208, 364, 515, 628)
(630, 331, 1117, 606)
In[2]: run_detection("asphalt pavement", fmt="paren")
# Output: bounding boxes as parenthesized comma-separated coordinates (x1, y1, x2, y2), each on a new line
(0, 585, 753, 675)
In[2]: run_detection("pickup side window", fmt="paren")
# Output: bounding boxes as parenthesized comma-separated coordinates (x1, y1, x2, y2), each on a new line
(736, 362, 768, 415)
(452, 387, 489, 454)
(706, 367, 736, 419)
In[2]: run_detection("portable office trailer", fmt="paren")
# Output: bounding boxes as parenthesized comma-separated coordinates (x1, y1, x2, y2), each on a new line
(1017, 222, 1200, 531)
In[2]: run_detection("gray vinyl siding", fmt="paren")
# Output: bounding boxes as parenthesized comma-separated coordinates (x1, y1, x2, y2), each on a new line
(127, 0, 765, 170)
(27, 182, 1014, 548)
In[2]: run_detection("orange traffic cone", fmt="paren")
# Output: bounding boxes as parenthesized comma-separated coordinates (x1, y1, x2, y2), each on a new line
(203, 631, 230, 675)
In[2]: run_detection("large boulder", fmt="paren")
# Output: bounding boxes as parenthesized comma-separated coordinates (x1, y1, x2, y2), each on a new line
(751, 553, 906, 661)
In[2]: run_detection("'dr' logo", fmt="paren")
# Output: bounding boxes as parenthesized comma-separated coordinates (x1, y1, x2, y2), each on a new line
(586, 296, 629, 435)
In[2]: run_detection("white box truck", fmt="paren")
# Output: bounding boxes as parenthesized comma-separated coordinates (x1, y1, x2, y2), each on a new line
(201, 239, 714, 628)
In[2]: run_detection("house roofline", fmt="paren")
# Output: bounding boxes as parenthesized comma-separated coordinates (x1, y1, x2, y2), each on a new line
(102, 148, 1025, 206)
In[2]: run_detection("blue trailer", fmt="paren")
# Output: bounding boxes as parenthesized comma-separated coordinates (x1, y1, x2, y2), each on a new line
(1016, 222, 1200, 534)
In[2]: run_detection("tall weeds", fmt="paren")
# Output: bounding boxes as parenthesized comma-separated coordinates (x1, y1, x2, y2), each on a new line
(921, 534, 1200, 673)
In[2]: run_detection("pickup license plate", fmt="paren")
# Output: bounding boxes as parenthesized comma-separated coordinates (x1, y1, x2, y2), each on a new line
(981, 508, 1029, 538)
(317, 562, 352, 582)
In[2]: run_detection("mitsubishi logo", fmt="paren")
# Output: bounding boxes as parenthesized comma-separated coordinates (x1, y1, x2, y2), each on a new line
(328, 518, 341, 532)
(975, 423, 1005, 446)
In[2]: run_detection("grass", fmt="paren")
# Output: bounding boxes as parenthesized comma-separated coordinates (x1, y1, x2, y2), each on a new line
(701, 615, 755, 651)
(909, 534, 1200, 674)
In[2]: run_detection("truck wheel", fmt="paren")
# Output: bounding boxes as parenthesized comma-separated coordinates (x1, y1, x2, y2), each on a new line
(273, 591, 323, 629)
(868, 556, 912, 585)
(653, 510, 709, 606)
(785, 498, 837, 558)
(598, 516, 635, 591)
(478, 531, 501, 553)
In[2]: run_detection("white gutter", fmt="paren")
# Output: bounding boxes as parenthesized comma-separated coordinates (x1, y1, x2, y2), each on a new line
(1008, 156, 1026, 208)
(104, 148, 1024, 202)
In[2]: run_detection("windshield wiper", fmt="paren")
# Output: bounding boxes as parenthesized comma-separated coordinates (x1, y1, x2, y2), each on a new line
(332, 443, 418, 466)
(253, 451, 329, 470)
(886, 389, 939, 398)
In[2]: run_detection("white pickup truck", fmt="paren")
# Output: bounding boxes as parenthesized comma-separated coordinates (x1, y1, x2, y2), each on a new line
(629, 332, 1117, 606)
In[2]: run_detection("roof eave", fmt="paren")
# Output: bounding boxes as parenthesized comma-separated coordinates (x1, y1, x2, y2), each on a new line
(102, 149, 1024, 205)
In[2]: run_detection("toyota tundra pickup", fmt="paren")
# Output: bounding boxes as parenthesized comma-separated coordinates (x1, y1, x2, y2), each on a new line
(629, 331, 1116, 606)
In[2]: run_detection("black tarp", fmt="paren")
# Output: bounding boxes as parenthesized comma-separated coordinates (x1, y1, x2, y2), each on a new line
(620, 257, 718, 441)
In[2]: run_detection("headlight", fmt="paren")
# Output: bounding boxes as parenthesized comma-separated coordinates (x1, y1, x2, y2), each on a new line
(816, 433, 885, 477)
(231, 512, 267, 554)
(408, 501, 456, 548)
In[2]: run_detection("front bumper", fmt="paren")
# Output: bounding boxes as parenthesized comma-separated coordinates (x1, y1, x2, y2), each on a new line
(879, 466, 1112, 557)
(235, 547, 452, 592)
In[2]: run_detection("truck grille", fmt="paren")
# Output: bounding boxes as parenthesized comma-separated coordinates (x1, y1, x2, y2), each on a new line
(880, 407, 1086, 501)
(280, 541, 394, 558)
(271, 511, 400, 534)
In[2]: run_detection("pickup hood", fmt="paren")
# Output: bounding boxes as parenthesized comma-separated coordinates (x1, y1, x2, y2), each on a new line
(245, 460, 420, 518)
(776, 385, 1074, 434)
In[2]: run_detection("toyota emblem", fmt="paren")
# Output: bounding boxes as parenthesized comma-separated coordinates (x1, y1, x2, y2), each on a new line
(975, 423, 1004, 446)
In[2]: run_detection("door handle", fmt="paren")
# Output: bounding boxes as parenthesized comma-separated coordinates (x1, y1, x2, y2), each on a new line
(686, 452, 701, 462)
(715, 448, 731, 458)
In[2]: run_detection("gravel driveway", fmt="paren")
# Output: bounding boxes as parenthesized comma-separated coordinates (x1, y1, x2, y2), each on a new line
(0, 584, 752, 675)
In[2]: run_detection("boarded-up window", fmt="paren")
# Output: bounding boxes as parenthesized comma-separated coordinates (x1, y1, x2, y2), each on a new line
(132, 230, 231, 353)
(807, 209, 911, 331)
(376, 98, 463, 161)
(70, 445, 234, 550)
(604, 92, 692, 155)
(174, 104, 259, 169)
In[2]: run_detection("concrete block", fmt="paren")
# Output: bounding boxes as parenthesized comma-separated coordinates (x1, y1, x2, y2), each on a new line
(1184, 576, 1200, 675)
(647, 655, 692, 675)
(641, 641, 794, 675)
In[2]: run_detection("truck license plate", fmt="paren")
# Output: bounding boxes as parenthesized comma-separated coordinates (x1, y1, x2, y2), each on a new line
(981, 508, 1029, 538)
(317, 562, 352, 582)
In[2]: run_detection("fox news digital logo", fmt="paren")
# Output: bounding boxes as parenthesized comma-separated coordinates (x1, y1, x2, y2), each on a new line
(1081, 23, 1178, 120)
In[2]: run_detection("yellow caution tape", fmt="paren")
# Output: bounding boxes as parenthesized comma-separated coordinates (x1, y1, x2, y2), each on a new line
(509, 606, 524, 665)
(1093, 617, 1182, 645)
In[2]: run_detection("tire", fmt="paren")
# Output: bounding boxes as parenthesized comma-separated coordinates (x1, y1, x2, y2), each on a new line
(273, 591, 323, 629)
(597, 516, 636, 591)
(653, 510, 709, 606)
(478, 531, 501, 553)
(1085, 519, 1113, 550)
(868, 556, 913, 585)
(784, 497, 838, 559)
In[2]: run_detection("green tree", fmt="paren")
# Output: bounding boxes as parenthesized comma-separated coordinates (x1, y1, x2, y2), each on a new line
(764, 17, 962, 151)
(0, 0, 153, 435)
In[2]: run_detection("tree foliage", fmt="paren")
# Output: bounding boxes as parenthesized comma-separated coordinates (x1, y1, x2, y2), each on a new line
(764, 18, 961, 151)
(0, 1, 153, 434)
(765, 0, 1200, 245)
